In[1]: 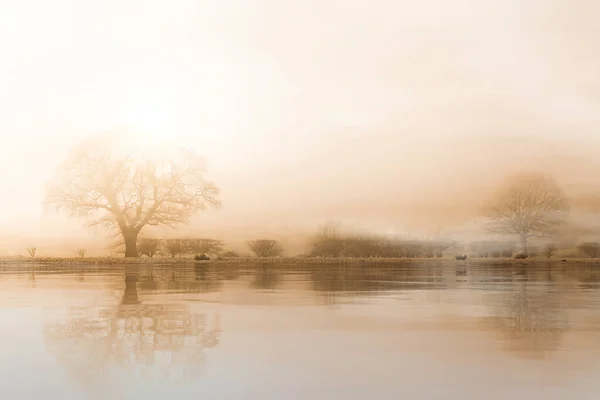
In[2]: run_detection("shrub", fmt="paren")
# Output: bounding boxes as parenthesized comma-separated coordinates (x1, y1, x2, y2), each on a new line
(248, 240, 283, 257)
(513, 251, 528, 259)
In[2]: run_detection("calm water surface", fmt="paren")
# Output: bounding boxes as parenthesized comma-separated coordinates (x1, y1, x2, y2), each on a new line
(1, 263, 600, 399)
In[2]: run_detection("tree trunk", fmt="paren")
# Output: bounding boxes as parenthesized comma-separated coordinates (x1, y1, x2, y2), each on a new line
(121, 269, 140, 305)
(519, 232, 528, 255)
(123, 229, 139, 258)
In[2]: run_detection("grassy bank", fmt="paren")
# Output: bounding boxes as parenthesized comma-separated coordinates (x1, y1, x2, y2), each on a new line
(1, 256, 599, 266)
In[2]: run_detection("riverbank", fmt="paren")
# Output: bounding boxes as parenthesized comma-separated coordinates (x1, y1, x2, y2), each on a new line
(1, 256, 599, 266)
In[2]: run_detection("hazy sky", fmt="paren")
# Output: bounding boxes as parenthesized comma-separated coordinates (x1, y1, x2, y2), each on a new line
(2, 0, 600, 245)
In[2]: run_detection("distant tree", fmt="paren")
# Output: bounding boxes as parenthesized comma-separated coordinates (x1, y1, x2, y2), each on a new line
(221, 250, 240, 258)
(483, 174, 568, 256)
(138, 237, 161, 258)
(27, 248, 37, 258)
(163, 239, 185, 258)
(544, 243, 557, 258)
(185, 238, 223, 256)
(44, 129, 220, 257)
(578, 242, 600, 258)
(339, 236, 382, 258)
(308, 222, 345, 257)
(77, 248, 86, 258)
(248, 240, 283, 257)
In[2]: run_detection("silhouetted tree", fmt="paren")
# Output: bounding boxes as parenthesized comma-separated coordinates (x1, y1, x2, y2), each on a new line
(483, 174, 568, 255)
(27, 247, 36, 257)
(44, 129, 220, 257)
(248, 240, 283, 257)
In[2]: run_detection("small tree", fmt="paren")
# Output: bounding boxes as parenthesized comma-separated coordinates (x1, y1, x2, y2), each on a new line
(248, 239, 283, 257)
(138, 237, 161, 258)
(27, 248, 37, 258)
(185, 238, 224, 256)
(483, 173, 568, 256)
(163, 239, 185, 258)
(77, 249, 86, 258)
(544, 243, 557, 258)
(578, 242, 600, 258)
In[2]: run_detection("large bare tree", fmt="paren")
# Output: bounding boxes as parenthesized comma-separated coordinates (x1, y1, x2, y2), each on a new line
(483, 173, 568, 255)
(44, 129, 220, 257)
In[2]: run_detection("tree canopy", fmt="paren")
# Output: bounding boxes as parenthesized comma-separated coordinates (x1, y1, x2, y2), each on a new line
(44, 128, 220, 257)
(483, 173, 568, 255)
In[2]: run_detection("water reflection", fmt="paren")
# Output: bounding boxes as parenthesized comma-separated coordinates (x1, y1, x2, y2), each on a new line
(137, 265, 224, 294)
(250, 265, 282, 291)
(42, 268, 221, 396)
(483, 278, 568, 359)
(307, 264, 448, 305)
(3, 262, 600, 374)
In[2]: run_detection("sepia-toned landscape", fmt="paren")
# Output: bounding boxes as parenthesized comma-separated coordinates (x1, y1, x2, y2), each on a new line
(2, 1, 600, 399)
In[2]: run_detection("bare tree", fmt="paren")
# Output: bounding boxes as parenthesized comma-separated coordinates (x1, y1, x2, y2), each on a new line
(185, 238, 224, 257)
(44, 129, 220, 257)
(77, 248, 86, 258)
(163, 239, 185, 258)
(248, 239, 283, 257)
(138, 237, 161, 258)
(27, 247, 37, 258)
(483, 174, 568, 255)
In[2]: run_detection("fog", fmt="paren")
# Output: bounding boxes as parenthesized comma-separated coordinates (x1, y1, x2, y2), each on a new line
(2, 0, 600, 254)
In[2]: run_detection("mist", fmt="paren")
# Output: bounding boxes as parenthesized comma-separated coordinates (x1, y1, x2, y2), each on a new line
(2, 0, 600, 255)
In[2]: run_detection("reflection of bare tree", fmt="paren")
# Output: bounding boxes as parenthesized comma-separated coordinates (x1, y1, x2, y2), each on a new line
(484, 279, 568, 358)
(43, 269, 221, 397)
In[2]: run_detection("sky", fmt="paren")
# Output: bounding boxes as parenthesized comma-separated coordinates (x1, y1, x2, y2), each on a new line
(2, 0, 600, 252)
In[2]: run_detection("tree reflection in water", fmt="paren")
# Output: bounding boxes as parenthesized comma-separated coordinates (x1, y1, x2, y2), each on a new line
(484, 276, 568, 359)
(43, 268, 221, 397)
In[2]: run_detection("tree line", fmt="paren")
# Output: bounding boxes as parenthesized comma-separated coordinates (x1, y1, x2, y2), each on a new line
(307, 225, 455, 258)
(41, 129, 596, 259)
(134, 237, 284, 259)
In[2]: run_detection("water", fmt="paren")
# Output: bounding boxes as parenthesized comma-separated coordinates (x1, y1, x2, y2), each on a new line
(1, 262, 600, 399)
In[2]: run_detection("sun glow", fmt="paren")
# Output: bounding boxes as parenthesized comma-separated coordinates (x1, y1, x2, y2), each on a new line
(124, 98, 177, 144)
